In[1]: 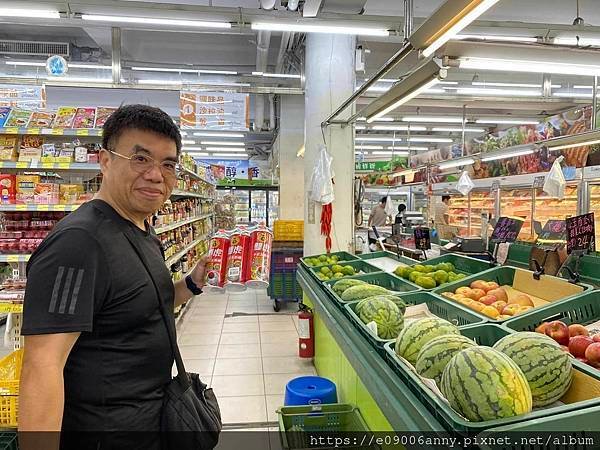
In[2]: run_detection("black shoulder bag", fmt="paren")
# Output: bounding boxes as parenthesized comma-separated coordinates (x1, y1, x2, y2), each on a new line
(121, 226, 222, 450)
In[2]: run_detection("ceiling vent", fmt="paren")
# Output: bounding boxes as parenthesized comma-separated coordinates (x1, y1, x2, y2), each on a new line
(0, 40, 69, 57)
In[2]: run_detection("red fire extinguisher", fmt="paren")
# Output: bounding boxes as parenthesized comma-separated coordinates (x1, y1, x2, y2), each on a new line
(298, 303, 314, 358)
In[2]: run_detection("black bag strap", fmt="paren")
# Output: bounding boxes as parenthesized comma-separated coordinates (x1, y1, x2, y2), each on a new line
(91, 199, 190, 389)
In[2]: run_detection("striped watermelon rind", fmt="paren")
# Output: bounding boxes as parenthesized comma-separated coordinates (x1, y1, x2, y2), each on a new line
(493, 332, 573, 407)
(441, 346, 533, 422)
(415, 334, 477, 385)
(341, 284, 391, 302)
(356, 297, 404, 340)
(332, 279, 367, 296)
(395, 318, 460, 365)
(356, 295, 406, 316)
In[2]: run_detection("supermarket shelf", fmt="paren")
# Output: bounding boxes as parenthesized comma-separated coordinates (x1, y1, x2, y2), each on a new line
(0, 204, 81, 212)
(0, 161, 101, 171)
(165, 235, 209, 268)
(181, 166, 216, 186)
(0, 254, 31, 263)
(170, 189, 214, 200)
(154, 213, 213, 235)
(0, 126, 103, 136)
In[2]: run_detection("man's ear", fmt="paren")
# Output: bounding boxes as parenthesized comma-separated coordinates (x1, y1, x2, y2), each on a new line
(99, 148, 111, 173)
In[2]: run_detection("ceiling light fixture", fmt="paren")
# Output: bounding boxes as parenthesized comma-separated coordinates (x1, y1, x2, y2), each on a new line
(251, 22, 389, 36)
(574, 85, 593, 89)
(438, 157, 475, 169)
(355, 125, 366, 130)
(185, 152, 209, 156)
(386, 146, 429, 151)
(409, 137, 453, 143)
(200, 141, 245, 146)
(372, 125, 427, 131)
(458, 56, 600, 76)
(402, 116, 464, 123)
(5, 61, 111, 70)
(252, 71, 302, 79)
(409, 0, 501, 58)
(0, 8, 59, 18)
(432, 127, 485, 133)
(182, 140, 196, 145)
(457, 87, 542, 97)
(182, 146, 204, 151)
(204, 147, 247, 152)
(354, 145, 386, 150)
(440, 81, 459, 85)
(193, 132, 244, 138)
(356, 137, 403, 142)
(455, 34, 538, 43)
(481, 147, 535, 161)
(553, 37, 600, 47)
(546, 131, 600, 152)
(372, 151, 409, 156)
(137, 79, 182, 85)
(553, 92, 593, 98)
(476, 118, 539, 125)
(471, 81, 558, 88)
(81, 14, 231, 29)
(205, 153, 249, 159)
(131, 66, 237, 75)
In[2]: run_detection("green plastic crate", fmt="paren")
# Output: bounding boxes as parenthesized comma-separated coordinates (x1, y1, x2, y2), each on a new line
(323, 272, 421, 306)
(358, 251, 418, 266)
(300, 251, 358, 269)
(344, 291, 487, 350)
(431, 266, 592, 324)
(269, 271, 302, 301)
(384, 323, 600, 435)
(309, 259, 381, 281)
(421, 253, 494, 276)
(277, 404, 379, 450)
(0, 434, 16, 450)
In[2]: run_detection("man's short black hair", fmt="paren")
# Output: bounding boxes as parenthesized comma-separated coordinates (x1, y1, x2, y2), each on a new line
(442, 195, 451, 202)
(398, 204, 407, 213)
(102, 104, 182, 155)
(380, 196, 388, 204)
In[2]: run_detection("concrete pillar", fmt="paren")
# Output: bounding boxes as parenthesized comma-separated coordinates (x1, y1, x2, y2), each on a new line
(278, 95, 305, 220)
(304, 34, 356, 255)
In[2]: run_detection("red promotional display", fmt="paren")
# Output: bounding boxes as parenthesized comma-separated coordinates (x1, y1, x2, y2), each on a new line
(246, 225, 273, 288)
(298, 304, 314, 358)
(205, 229, 230, 292)
(224, 228, 251, 292)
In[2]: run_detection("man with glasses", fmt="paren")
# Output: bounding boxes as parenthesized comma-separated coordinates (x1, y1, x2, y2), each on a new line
(18, 105, 208, 448)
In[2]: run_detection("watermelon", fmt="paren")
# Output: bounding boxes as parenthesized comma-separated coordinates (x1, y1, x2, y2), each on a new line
(332, 279, 367, 296)
(415, 334, 477, 385)
(341, 284, 391, 302)
(441, 346, 533, 422)
(493, 332, 573, 407)
(356, 295, 406, 316)
(355, 297, 404, 340)
(395, 318, 460, 365)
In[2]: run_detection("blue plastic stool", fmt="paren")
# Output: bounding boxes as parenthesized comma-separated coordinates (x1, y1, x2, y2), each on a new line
(284, 376, 338, 406)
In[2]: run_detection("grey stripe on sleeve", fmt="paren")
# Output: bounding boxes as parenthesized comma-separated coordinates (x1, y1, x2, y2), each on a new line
(58, 267, 75, 314)
(48, 266, 65, 313)
(67, 269, 85, 315)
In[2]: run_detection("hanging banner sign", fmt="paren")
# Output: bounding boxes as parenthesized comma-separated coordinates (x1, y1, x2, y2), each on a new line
(0, 85, 45, 109)
(180, 91, 249, 131)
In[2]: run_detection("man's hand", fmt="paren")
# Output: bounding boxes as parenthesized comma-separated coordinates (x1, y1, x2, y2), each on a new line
(188, 255, 209, 287)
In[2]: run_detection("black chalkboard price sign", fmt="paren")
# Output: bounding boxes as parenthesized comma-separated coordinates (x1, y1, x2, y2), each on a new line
(536, 219, 567, 249)
(414, 227, 431, 250)
(491, 216, 525, 243)
(566, 213, 595, 254)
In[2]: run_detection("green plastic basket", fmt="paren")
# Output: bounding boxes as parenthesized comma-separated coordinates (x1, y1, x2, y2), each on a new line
(344, 291, 488, 351)
(384, 323, 600, 435)
(323, 272, 421, 306)
(301, 251, 358, 269)
(421, 253, 494, 277)
(277, 404, 379, 450)
(0, 433, 17, 450)
(358, 251, 418, 266)
(309, 260, 382, 282)
(431, 266, 592, 324)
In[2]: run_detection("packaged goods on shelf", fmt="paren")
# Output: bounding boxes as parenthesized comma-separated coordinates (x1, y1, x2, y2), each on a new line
(5, 109, 31, 128)
(53, 107, 77, 128)
(94, 107, 117, 128)
(29, 111, 55, 128)
(152, 198, 208, 228)
(16, 175, 39, 204)
(0, 107, 10, 127)
(33, 183, 60, 204)
(0, 175, 16, 204)
(0, 136, 17, 161)
(72, 107, 96, 129)
(0, 212, 61, 254)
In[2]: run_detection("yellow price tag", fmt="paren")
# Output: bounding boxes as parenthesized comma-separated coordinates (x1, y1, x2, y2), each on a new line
(16, 205, 28, 211)
(37, 205, 50, 211)
(41, 162, 54, 169)
(15, 162, 28, 169)
(28, 128, 41, 135)
(0, 304, 23, 313)
(3, 127, 18, 134)
(6, 255, 19, 263)
(51, 128, 64, 136)
(57, 162, 71, 169)
(41, 128, 53, 135)
(76, 129, 89, 136)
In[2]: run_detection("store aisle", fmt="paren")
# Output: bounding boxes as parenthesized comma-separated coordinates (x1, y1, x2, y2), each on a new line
(176, 289, 315, 426)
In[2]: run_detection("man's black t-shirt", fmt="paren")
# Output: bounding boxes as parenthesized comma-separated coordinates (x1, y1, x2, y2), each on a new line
(22, 199, 175, 434)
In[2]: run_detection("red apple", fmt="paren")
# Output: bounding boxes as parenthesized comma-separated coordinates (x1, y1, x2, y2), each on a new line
(568, 324, 589, 337)
(535, 322, 549, 334)
(585, 342, 600, 368)
(488, 288, 508, 303)
(479, 294, 497, 306)
(545, 321, 570, 346)
(568, 335, 594, 358)
(593, 335, 600, 343)
(467, 288, 486, 301)
(510, 293, 534, 307)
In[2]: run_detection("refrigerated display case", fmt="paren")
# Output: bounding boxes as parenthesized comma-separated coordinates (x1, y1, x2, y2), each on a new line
(217, 187, 279, 227)
(252, 190, 267, 224)
(585, 182, 600, 248)
(446, 191, 495, 237)
(268, 190, 279, 227)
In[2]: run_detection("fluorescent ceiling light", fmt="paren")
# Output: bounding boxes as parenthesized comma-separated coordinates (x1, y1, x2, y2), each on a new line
(553, 37, 600, 47)
(402, 116, 463, 123)
(251, 22, 389, 37)
(137, 79, 182, 85)
(476, 118, 539, 125)
(438, 157, 475, 169)
(357, 116, 394, 122)
(5, 61, 111, 70)
(432, 127, 485, 133)
(410, 0, 501, 58)
(355, 125, 366, 130)
(252, 71, 301, 79)
(440, 81, 459, 85)
(457, 87, 542, 97)
(354, 145, 385, 150)
(554, 92, 593, 98)
(458, 57, 600, 76)
(0, 8, 59, 18)
(200, 141, 245, 146)
(182, 146, 204, 151)
(366, 86, 391, 93)
(193, 132, 244, 138)
(45, 76, 112, 83)
(205, 147, 247, 152)
(204, 153, 249, 159)
(548, 140, 600, 152)
(409, 137, 453, 143)
(182, 139, 196, 145)
(472, 81, 548, 88)
(372, 125, 427, 131)
(81, 14, 231, 29)
(455, 34, 538, 43)
(425, 88, 446, 94)
(481, 148, 534, 162)
(356, 137, 403, 142)
(386, 146, 429, 151)
(372, 151, 409, 156)
(186, 152, 209, 156)
(574, 85, 593, 89)
(131, 66, 237, 75)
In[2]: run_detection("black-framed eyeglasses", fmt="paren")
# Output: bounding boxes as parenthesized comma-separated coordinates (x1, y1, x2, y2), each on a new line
(108, 150, 181, 182)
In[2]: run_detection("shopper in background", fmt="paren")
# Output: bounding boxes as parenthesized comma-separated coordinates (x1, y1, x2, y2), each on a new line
(394, 203, 407, 225)
(367, 196, 389, 247)
(19, 105, 209, 449)
(436, 195, 454, 239)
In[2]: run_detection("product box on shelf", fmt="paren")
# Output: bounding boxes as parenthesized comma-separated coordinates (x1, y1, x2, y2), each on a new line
(53, 107, 77, 128)
(28, 111, 55, 128)
(18, 148, 42, 162)
(94, 107, 117, 128)
(59, 184, 83, 204)
(15, 175, 40, 204)
(0, 107, 11, 127)
(0, 136, 17, 161)
(0, 174, 16, 204)
(72, 107, 96, 129)
(4, 109, 31, 128)
(34, 183, 60, 205)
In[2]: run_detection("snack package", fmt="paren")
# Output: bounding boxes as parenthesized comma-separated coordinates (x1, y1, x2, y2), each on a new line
(59, 184, 83, 204)
(0, 136, 17, 161)
(0, 108, 11, 127)
(246, 225, 273, 289)
(18, 148, 42, 162)
(28, 111, 56, 128)
(74, 146, 88, 163)
(205, 230, 231, 292)
(0, 174, 16, 204)
(20, 135, 44, 149)
(16, 175, 40, 204)
(72, 107, 97, 128)
(34, 183, 60, 204)
(58, 146, 74, 162)
(94, 107, 117, 128)
(53, 107, 77, 128)
(5, 109, 31, 128)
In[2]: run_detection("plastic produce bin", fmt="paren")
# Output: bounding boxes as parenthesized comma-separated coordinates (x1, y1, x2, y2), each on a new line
(358, 251, 418, 267)
(420, 253, 494, 277)
(384, 323, 600, 436)
(431, 266, 592, 324)
(0, 350, 22, 428)
(309, 259, 381, 282)
(277, 404, 378, 450)
(301, 251, 358, 269)
(344, 291, 487, 353)
(274, 220, 304, 241)
(0, 433, 17, 450)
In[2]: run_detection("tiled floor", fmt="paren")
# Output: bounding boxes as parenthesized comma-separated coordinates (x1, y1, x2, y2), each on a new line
(176, 289, 315, 426)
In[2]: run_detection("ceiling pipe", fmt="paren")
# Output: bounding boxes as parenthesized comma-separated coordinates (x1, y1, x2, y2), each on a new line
(255, 29, 272, 131)
(275, 31, 292, 73)
(404, 0, 414, 41)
